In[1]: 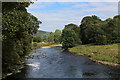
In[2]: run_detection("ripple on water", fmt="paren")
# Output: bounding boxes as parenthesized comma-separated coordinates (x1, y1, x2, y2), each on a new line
(9, 47, 120, 78)
(26, 62, 40, 71)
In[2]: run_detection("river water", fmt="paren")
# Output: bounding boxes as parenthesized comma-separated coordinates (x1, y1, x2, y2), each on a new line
(8, 46, 120, 78)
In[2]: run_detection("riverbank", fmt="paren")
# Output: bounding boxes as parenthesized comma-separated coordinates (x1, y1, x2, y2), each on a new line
(2, 64, 24, 79)
(4, 46, 120, 78)
(41, 44, 62, 48)
(3, 43, 62, 79)
(32, 42, 56, 50)
(32, 42, 62, 49)
(68, 44, 120, 66)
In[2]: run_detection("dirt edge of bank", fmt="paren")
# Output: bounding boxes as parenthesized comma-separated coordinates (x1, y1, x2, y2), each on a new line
(41, 44, 62, 48)
(68, 50, 120, 67)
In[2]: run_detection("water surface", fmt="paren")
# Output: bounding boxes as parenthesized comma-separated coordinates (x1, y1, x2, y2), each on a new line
(11, 46, 120, 78)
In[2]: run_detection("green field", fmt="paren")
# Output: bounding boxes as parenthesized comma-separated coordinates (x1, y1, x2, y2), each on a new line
(69, 44, 119, 64)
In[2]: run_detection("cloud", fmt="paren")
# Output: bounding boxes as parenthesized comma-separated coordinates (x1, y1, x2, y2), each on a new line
(28, 11, 82, 32)
(27, 2, 118, 32)
(73, 3, 90, 9)
(80, 2, 118, 19)
(27, 2, 55, 10)
(32, 0, 119, 2)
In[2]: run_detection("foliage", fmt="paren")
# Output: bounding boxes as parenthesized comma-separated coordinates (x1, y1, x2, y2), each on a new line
(61, 28, 81, 50)
(46, 29, 62, 43)
(80, 15, 102, 44)
(65, 23, 78, 29)
(80, 15, 120, 45)
(65, 23, 81, 38)
(101, 15, 120, 44)
(2, 2, 41, 77)
(33, 42, 37, 47)
(54, 29, 62, 44)
(34, 30, 50, 41)
(47, 32, 54, 43)
(33, 34, 43, 43)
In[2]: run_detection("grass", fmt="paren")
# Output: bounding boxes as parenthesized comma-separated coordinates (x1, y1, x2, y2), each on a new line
(69, 44, 119, 64)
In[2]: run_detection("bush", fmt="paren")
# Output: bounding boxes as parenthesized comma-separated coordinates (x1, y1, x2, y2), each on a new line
(33, 35, 43, 43)
(62, 28, 81, 50)
(33, 42, 37, 47)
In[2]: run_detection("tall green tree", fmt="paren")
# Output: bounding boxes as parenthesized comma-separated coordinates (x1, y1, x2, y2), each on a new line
(80, 15, 120, 45)
(65, 23, 78, 29)
(47, 32, 54, 43)
(83, 24, 107, 45)
(2, 2, 41, 77)
(54, 29, 62, 44)
(80, 15, 104, 44)
(62, 28, 81, 50)
(113, 15, 120, 43)
(101, 15, 120, 44)
(65, 23, 81, 39)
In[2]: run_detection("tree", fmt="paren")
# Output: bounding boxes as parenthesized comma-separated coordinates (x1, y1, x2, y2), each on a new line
(113, 15, 120, 43)
(80, 15, 103, 44)
(2, 2, 41, 77)
(65, 23, 81, 38)
(61, 28, 81, 50)
(83, 25, 107, 45)
(47, 32, 54, 43)
(65, 23, 81, 43)
(101, 15, 120, 44)
(65, 23, 78, 29)
(33, 34, 43, 43)
(54, 29, 62, 44)
(80, 15, 120, 45)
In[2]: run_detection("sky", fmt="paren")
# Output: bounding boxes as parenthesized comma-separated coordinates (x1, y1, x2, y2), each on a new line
(27, 1, 118, 32)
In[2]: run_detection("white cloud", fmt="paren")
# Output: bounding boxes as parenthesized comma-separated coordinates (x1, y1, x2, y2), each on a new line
(73, 4, 90, 9)
(81, 2, 118, 19)
(27, 2, 54, 9)
(27, 2, 118, 32)
(28, 11, 82, 32)
(32, 0, 119, 2)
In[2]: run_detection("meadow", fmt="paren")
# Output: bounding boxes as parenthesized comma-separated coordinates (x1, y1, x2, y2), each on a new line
(69, 44, 119, 64)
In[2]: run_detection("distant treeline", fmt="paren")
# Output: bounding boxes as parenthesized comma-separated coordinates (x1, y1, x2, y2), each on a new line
(33, 30, 50, 41)
(61, 15, 120, 50)
(33, 29, 62, 44)
(33, 15, 120, 50)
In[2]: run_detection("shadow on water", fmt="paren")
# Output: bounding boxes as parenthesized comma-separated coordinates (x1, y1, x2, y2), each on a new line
(4, 46, 120, 79)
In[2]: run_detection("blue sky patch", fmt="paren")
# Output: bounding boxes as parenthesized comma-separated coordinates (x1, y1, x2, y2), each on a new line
(27, 2, 117, 32)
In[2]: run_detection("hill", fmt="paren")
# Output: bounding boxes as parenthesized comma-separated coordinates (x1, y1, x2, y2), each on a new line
(34, 30, 51, 39)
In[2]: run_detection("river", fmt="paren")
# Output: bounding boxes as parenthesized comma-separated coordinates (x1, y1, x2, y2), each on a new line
(6, 46, 120, 79)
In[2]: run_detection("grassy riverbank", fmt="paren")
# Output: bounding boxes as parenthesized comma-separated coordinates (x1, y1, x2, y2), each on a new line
(69, 44, 120, 65)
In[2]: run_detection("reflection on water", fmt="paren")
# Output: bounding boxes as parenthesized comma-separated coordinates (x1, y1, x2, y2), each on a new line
(26, 62, 40, 71)
(9, 46, 120, 78)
